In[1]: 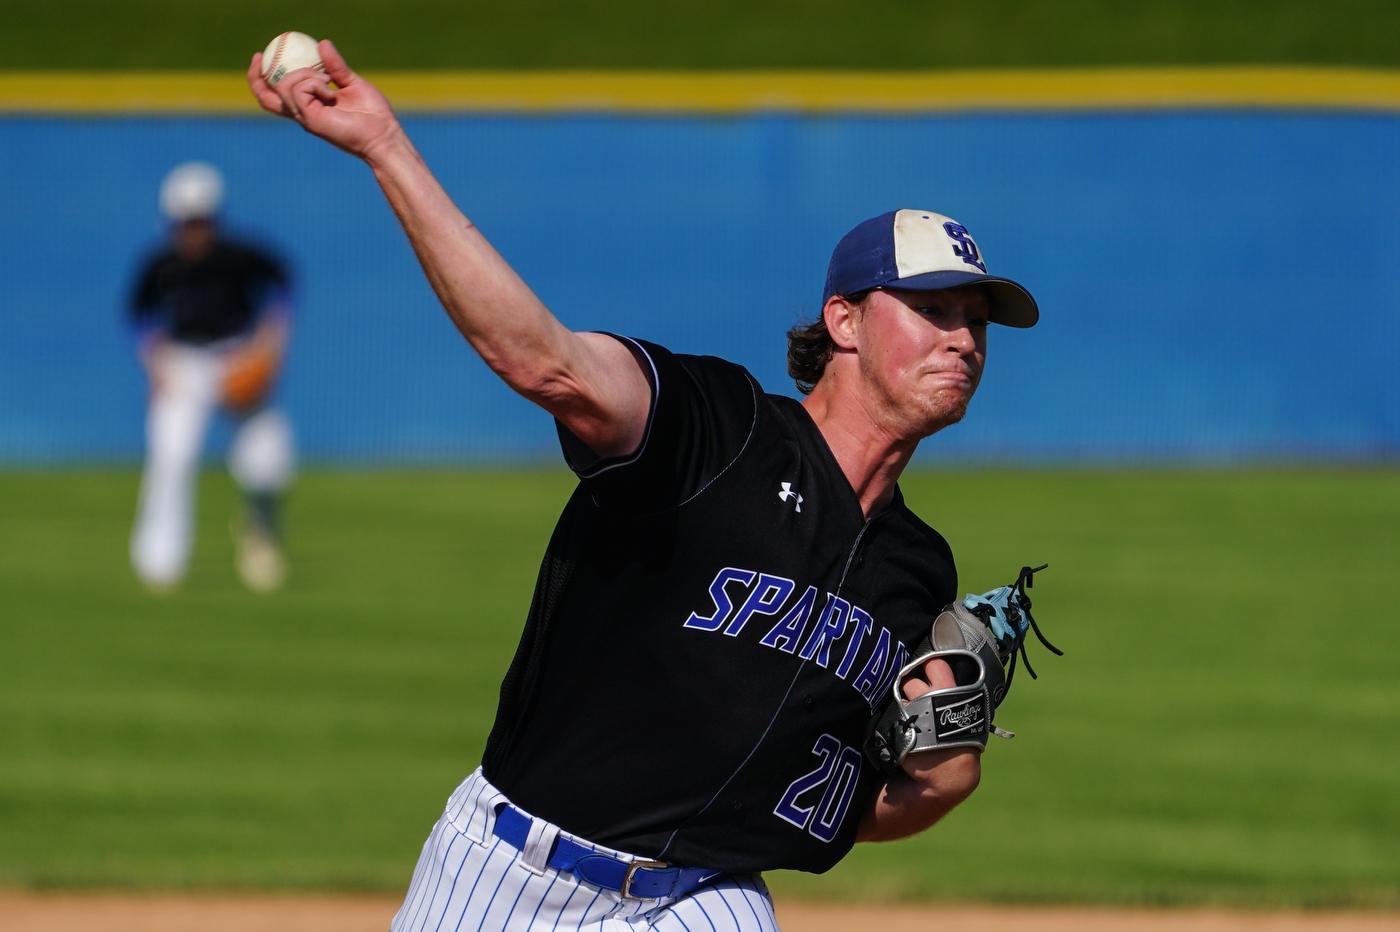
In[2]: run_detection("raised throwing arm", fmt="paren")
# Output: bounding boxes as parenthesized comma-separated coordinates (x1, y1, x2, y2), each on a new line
(246, 41, 651, 458)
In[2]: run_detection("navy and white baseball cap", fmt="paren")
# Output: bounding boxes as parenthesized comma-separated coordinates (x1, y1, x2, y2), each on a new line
(823, 209, 1039, 328)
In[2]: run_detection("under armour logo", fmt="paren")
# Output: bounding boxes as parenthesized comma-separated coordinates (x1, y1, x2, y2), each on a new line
(779, 482, 803, 512)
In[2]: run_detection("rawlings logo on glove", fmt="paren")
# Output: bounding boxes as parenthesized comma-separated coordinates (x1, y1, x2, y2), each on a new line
(863, 564, 1061, 774)
(937, 699, 984, 731)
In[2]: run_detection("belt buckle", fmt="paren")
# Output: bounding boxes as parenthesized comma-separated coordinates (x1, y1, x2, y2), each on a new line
(621, 859, 669, 899)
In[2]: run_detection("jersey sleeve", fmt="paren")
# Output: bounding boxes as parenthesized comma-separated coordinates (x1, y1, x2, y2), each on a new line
(127, 254, 165, 330)
(251, 247, 289, 288)
(243, 246, 292, 318)
(556, 337, 758, 513)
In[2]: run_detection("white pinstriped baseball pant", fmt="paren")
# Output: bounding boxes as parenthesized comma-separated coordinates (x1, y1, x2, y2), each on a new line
(392, 769, 781, 932)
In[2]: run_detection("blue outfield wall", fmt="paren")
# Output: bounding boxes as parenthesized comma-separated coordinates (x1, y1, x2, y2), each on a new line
(1, 111, 1398, 464)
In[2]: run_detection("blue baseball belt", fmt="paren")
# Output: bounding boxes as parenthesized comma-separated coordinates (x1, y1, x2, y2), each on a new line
(492, 805, 726, 899)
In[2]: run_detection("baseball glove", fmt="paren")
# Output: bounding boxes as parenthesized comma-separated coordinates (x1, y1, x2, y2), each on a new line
(222, 336, 282, 413)
(864, 564, 1060, 774)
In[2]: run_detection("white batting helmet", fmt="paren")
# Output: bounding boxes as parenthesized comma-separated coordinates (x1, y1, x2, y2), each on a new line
(160, 161, 225, 220)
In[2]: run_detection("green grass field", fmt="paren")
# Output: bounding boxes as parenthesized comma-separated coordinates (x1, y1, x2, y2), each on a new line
(1, 469, 1397, 906)
(7, 0, 1400, 70)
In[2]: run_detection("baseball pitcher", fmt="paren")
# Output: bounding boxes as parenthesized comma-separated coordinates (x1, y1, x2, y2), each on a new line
(249, 42, 1059, 932)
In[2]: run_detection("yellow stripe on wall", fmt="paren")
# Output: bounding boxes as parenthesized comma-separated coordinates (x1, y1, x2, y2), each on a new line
(6, 68, 1400, 114)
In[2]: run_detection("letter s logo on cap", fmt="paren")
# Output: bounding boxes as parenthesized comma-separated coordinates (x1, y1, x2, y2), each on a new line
(943, 222, 987, 274)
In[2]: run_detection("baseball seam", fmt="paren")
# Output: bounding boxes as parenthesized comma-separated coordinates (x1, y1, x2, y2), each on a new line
(267, 34, 287, 82)
(265, 34, 322, 85)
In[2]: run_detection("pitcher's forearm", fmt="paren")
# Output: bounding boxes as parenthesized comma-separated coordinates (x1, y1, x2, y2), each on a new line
(856, 748, 981, 842)
(364, 129, 575, 396)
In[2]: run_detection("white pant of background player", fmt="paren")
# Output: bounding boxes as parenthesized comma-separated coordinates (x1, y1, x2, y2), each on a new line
(394, 769, 780, 932)
(130, 342, 294, 588)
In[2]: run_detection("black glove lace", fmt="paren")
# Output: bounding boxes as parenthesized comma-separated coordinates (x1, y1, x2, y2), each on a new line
(1009, 564, 1062, 684)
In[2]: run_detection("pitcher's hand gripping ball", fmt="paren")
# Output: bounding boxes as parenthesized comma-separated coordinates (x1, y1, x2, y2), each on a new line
(261, 32, 325, 86)
(865, 564, 1062, 773)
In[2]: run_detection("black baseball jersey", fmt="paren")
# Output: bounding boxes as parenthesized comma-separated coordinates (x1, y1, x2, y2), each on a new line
(482, 338, 958, 874)
(129, 239, 288, 345)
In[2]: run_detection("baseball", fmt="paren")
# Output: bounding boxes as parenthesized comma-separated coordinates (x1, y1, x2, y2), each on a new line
(260, 31, 325, 86)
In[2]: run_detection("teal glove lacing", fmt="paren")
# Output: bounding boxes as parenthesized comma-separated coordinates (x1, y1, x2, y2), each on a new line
(961, 563, 1062, 690)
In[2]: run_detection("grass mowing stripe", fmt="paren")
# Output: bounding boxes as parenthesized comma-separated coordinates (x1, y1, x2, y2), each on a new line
(0, 469, 1396, 905)
(9, 1, 1400, 70)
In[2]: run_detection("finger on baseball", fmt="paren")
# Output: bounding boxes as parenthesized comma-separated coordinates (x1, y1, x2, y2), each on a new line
(292, 70, 337, 105)
(276, 69, 328, 120)
(246, 53, 287, 114)
(309, 73, 337, 103)
(319, 40, 358, 87)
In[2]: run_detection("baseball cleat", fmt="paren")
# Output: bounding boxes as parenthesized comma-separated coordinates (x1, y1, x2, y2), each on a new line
(235, 519, 286, 592)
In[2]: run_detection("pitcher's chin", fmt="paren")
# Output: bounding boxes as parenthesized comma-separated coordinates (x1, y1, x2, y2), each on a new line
(917, 390, 973, 437)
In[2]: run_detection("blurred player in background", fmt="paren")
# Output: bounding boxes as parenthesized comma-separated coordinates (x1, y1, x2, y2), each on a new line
(127, 161, 296, 593)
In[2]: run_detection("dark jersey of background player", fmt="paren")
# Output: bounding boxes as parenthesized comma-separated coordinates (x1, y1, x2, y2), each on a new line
(130, 235, 288, 344)
(483, 337, 958, 875)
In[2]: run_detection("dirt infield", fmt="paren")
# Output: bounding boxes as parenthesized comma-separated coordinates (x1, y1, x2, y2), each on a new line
(2, 893, 1398, 932)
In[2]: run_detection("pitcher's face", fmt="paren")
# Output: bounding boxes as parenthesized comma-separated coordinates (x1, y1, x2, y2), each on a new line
(853, 285, 988, 437)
